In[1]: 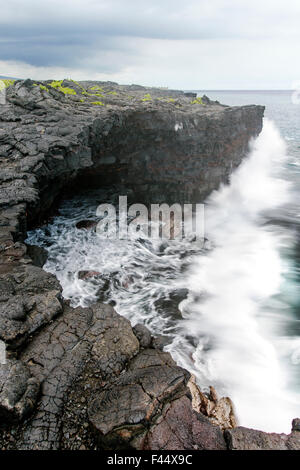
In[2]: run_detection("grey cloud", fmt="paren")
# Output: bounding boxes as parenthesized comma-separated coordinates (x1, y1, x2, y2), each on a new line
(0, 0, 299, 88)
(0, 33, 136, 70)
(2, 0, 300, 41)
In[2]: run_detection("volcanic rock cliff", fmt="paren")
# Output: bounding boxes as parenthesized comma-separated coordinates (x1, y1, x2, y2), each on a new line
(0, 79, 264, 225)
(0, 79, 297, 451)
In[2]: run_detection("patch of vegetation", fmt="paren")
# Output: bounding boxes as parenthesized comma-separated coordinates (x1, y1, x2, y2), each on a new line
(1, 79, 15, 88)
(91, 101, 104, 106)
(50, 80, 63, 89)
(39, 85, 49, 92)
(33, 83, 48, 91)
(60, 86, 77, 95)
(191, 97, 204, 105)
(107, 91, 117, 95)
(141, 93, 152, 102)
(90, 85, 104, 92)
(50, 80, 77, 95)
(167, 98, 175, 102)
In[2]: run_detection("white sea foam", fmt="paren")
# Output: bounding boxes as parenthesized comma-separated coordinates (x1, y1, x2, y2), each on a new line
(167, 120, 300, 433)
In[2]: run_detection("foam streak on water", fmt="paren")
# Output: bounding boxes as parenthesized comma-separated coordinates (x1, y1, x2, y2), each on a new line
(27, 119, 300, 433)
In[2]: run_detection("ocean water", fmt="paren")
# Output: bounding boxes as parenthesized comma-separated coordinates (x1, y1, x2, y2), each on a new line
(26, 91, 300, 433)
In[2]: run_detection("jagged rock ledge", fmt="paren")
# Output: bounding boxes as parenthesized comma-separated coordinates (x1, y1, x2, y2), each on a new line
(0, 79, 298, 450)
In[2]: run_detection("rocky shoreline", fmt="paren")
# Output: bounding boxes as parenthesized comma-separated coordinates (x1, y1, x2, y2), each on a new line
(0, 79, 299, 450)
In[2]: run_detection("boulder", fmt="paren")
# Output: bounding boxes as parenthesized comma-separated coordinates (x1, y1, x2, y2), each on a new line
(88, 348, 226, 450)
(25, 244, 48, 267)
(0, 359, 39, 422)
(133, 323, 152, 348)
(88, 349, 190, 448)
(144, 395, 227, 450)
(151, 334, 172, 351)
(78, 270, 101, 280)
(187, 376, 237, 430)
(0, 265, 62, 348)
(76, 220, 97, 230)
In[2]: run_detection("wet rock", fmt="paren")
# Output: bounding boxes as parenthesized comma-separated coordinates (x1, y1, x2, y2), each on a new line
(78, 270, 101, 280)
(25, 244, 48, 267)
(88, 348, 226, 450)
(0, 359, 39, 422)
(133, 323, 152, 348)
(154, 288, 188, 320)
(88, 349, 190, 449)
(144, 395, 227, 450)
(225, 423, 300, 450)
(151, 334, 172, 351)
(76, 220, 97, 230)
(89, 383, 152, 443)
(77, 270, 117, 301)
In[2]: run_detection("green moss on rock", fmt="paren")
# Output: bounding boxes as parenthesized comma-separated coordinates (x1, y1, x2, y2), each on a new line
(1, 79, 15, 88)
(141, 93, 152, 102)
(90, 85, 104, 92)
(191, 97, 204, 105)
(39, 85, 49, 92)
(50, 80, 77, 95)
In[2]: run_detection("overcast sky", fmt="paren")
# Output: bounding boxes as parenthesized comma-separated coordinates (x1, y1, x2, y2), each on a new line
(0, 0, 299, 89)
